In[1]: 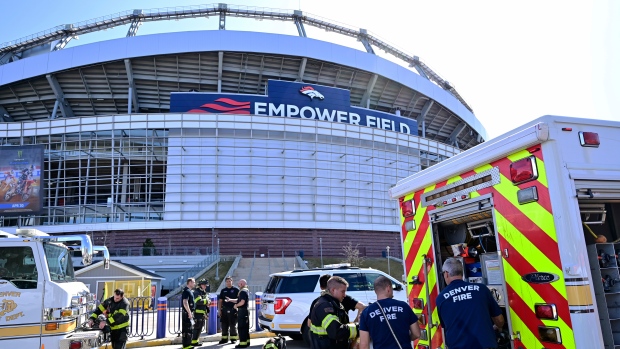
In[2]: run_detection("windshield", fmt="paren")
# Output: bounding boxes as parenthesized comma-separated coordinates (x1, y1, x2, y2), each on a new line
(43, 242, 76, 282)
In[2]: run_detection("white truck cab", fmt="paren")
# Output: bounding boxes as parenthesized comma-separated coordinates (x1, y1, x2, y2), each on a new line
(0, 228, 109, 349)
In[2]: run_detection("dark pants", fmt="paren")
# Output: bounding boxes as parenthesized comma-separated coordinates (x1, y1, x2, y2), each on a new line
(311, 333, 348, 349)
(182, 312, 193, 349)
(238, 307, 250, 345)
(110, 328, 128, 349)
(192, 316, 206, 345)
(221, 308, 238, 341)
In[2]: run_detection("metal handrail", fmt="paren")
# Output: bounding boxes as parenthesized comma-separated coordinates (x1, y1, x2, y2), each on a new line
(166, 252, 220, 291)
(0, 3, 471, 111)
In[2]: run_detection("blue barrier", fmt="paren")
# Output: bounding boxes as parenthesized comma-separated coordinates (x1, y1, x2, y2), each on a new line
(208, 293, 218, 335)
(156, 297, 167, 339)
(255, 292, 263, 331)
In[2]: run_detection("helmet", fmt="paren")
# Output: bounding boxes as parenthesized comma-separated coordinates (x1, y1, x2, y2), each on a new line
(198, 279, 208, 285)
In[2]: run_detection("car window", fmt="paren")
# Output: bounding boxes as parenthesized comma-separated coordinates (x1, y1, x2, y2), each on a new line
(364, 273, 400, 291)
(276, 275, 319, 293)
(334, 273, 367, 291)
(265, 276, 281, 293)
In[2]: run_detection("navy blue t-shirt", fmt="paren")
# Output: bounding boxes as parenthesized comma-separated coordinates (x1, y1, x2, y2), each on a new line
(436, 280, 502, 349)
(359, 298, 418, 349)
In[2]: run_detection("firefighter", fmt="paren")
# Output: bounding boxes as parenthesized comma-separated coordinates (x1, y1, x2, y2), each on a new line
(192, 279, 210, 347)
(226, 279, 250, 348)
(218, 276, 240, 344)
(88, 288, 130, 349)
(309, 276, 358, 349)
(181, 278, 196, 349)
(436, 258, 505, 349)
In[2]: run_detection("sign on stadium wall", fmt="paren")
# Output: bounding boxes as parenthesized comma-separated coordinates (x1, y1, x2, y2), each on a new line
(0, 145, 44, 216)
(170, 80, 418, 135)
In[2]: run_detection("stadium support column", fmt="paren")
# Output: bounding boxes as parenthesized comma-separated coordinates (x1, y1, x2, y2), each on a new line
(46, 74, 75, 118)
(418, 100, 434, 138)
(217, 52, 223, 93)
(126, 10, 144, 37)
(359, 29, 375, 54)
(218, 3, 226, 30)
(448, 122, 466, 149)
(360, 74, 378, 109)
(296, 58, 307, 82)
(293, 10, 307, 37)
(125, 59, 139, 113)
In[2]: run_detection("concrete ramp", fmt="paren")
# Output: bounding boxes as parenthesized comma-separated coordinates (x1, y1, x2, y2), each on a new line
(230, 256, 298, 292)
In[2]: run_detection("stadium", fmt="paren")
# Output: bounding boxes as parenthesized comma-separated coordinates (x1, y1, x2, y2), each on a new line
(0, 4, 486, 260)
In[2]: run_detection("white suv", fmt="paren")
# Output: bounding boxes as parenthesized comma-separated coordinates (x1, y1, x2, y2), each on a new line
(258, 266, 406, 341)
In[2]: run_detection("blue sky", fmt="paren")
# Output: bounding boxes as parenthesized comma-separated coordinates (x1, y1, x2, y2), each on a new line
(1, 0, 618, 139)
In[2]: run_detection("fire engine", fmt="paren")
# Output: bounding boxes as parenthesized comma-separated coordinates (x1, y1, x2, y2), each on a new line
(0, 228, 109, 349)
(390, 115, 620, 348)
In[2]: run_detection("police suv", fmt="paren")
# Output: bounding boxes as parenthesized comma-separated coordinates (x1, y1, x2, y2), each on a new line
(258, 266, 406, 341)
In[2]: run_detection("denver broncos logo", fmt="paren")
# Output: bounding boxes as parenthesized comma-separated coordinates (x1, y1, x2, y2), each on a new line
(299, 86, 324, 100)
(0, 299, 17, 316)
(188, 98, 251, 114)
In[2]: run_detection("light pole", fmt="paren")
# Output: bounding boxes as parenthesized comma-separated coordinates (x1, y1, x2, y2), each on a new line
(216, 238, 220, 280)
(386, 246, 391, 276)
(320, 237, 323, 268)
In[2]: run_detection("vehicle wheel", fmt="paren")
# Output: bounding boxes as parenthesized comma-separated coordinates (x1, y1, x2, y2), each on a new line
(301, 322, 311, 346)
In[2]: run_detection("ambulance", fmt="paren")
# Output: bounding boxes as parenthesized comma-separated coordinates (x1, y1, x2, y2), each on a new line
(0, 228, 109, 349)
(389, 115, 620, 348)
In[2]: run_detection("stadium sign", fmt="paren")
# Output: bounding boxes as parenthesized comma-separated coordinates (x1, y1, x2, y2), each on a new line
(170, 80, 418, 135)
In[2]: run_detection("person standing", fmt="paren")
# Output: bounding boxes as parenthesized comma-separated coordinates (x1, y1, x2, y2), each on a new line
(88, 288, 130, 349)
(436, 257, 505, 349)
(359, 276, 420, 349)
(192, 279, 210, 347)
(182, 278, 197, 349)
(218, 276, 240, 344)
(309, 276, 359, 349)
(226, 279, 250, 348)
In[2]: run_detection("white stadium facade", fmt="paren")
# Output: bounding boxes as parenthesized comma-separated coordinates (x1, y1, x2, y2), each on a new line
(0, 4, 487, 260)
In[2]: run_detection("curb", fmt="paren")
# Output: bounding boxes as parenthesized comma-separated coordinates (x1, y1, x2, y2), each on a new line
(100, 331, 276, 349)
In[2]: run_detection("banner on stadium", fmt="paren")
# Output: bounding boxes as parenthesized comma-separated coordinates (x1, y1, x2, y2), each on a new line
(170, 80, 418, 135)
(0, 145, 44, 216)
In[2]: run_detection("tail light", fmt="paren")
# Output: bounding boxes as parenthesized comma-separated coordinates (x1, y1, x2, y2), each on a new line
(579, 132, 600, 147)
(534, 304, 557, 320)
(69, 341, 83, 349)
(402, 199, 415, 217)
(510, 156, 538, 184)
(274, 297, 292, 314)
(412, 298, 424, 310)
(538, 326, 561, 344)
(417, 345, 429, 349)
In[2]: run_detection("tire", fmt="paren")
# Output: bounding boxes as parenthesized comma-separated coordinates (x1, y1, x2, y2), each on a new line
(288, 333, 303, 341)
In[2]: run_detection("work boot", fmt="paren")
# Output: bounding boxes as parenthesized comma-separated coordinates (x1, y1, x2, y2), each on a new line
(218, 339, 228, 344)
(192, 344, 202, 347)
(234, 345, 249, 348)
(230, 340, 237, 344)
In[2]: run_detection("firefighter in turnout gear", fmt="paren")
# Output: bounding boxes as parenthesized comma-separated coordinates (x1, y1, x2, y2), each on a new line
(192, 279, 210, 347)
(88, 288, 130, 349)
(226, 279, 250, 348)
(218, 276, 240, 344)
(310, 276, 359, 349)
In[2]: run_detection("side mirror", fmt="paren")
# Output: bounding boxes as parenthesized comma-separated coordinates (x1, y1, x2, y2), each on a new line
(393, 283, 403, 291)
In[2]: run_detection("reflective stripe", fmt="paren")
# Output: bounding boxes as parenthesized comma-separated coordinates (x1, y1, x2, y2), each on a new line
(108, 317, 115, 324)
(229, 336, 238, 340)
(321, 314, 338, 329)
(195, 309, 206, 314)
(310, 324, 327, 335)
(191, 340, 199, 344)
(347, 324, 357, 339)
(97, 304, 106, 312)
(264, 344, 277, 349)
(238, 341, 249, 345)
(110, 321, 129, 330)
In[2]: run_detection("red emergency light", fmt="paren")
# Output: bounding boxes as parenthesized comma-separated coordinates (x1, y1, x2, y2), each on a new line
(535, 303, 558, 320)
(69, 341, 83, 349)
(412, 298, 424, 310)
(509, 156, 538, 185)
(402, 199, 415, 217)
(579, 131, 600, 147)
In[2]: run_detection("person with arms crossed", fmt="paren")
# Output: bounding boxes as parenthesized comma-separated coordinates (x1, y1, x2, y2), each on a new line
(226, 279, 251, 348)
(191, 279, 210, 347)
(88, 288, 130, 349)
(181, 278, 196, 349)
(359, 276, 420, 349)
(218, 275, 240, 344)
(436, 257, 505, 349)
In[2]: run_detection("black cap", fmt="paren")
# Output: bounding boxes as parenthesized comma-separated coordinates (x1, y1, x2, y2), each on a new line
(198, 279, 208, 285)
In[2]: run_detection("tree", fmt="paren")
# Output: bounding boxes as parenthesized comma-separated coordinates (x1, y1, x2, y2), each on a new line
(341, 242, 365, 267)
(143, 238, 156, 256)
